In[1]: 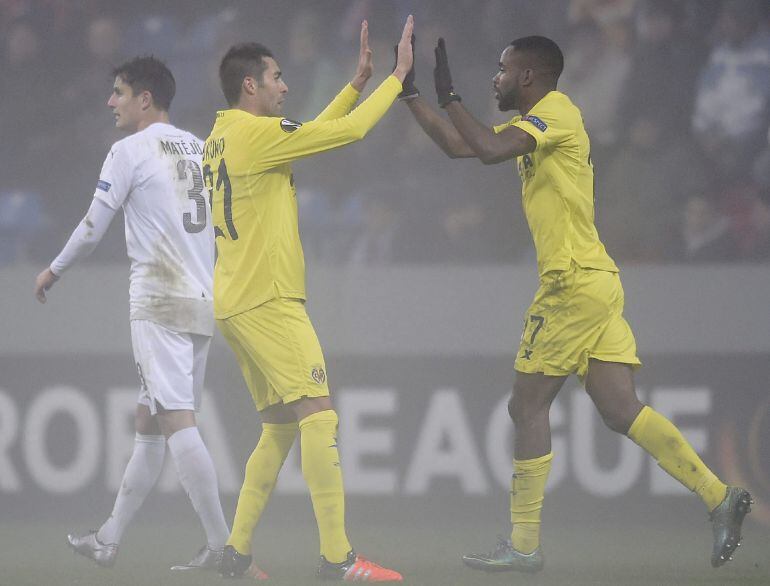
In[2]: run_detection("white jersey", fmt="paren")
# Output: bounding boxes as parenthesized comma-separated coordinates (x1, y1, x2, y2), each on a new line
(94, 122, 214, 336)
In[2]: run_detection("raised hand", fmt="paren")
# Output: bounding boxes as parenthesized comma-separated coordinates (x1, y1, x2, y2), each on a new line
(351, 20, 373, 92)
(394, 34, 418, 100)
(434, 37, 461, 108)
(393, 15, 414, 82)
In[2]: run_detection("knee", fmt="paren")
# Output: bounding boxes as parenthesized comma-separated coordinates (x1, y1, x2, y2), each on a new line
(155, 408, 197, 438)
(598, 407, 635, 435)
(290, 396, 334, 423)
(135, 409, 160, 436)
(508, 386, 542, 426)
(507, 394, 517, 422)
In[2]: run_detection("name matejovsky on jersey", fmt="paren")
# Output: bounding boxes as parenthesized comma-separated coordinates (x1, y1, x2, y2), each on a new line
(160, 139, 205, 157)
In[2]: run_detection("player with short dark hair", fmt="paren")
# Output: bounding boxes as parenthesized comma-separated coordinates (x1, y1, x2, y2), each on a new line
(204, 17, 414, 582)
(112, 55, 177, 113)
(218, 43, 274, 107)
(35, 55, 231, 572)
(400, 35, 752, 573)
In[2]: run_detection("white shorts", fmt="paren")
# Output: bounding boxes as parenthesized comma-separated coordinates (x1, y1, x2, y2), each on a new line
(130, 320, 211, 414)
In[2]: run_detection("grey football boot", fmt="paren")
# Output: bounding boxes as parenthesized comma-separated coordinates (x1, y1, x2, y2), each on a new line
(462, 537, 544, 573)
(66, 530, 118, 567)
(710, 486, 753, 567)
(170, 545, 223, 571)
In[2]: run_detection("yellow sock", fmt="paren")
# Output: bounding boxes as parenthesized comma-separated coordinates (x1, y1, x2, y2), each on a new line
(628, 406, 727, 511)
(228, 422, 298, 555)
(299, 410, 351, 563)
(510, 452, 553, 554)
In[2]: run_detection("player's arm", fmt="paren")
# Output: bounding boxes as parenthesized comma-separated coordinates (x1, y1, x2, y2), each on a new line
(253, 76, 399, 170)
(434, 38, 535, 164)
(314, 21, 373, 122)
(446, 103, 535, 164)
(394, 34, 475, 159)
(405, 97, 476, 158)
(253, 16, 414, 170)
(35, 144, 131, 303)
(34, 198, 118, 303)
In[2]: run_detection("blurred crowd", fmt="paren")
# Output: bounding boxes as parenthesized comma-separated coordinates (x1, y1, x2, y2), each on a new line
(1, 0, 769, 266)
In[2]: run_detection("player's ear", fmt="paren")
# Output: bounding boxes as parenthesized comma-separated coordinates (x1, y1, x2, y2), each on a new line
(520, 68, 535, 87)
(139, 90, 153, 111)
(243, 76, 257, 97)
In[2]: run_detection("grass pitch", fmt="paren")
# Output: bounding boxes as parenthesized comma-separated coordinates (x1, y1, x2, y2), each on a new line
(2, 497, 767, 586)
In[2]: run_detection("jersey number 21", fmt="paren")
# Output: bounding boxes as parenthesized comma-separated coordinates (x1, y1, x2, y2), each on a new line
(202, 159, 238, 240)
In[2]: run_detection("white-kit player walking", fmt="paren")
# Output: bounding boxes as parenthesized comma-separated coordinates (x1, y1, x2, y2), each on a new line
(34, 56, 230, 572)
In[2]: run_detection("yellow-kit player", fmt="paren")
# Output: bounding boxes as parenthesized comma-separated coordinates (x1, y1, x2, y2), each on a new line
(401, 35, 752, 573)
(202, 16, 415, 582)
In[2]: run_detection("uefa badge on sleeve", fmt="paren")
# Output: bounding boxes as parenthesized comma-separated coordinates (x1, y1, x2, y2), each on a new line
(280, 118, 302, 133)
(311, 365, 326, 385)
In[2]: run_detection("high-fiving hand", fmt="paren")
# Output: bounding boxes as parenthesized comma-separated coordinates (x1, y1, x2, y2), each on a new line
(351, 20, 373, 92)
(434, 38, 461, 108)
(394, 34, 418, 100)
(392, 15, 415, 83)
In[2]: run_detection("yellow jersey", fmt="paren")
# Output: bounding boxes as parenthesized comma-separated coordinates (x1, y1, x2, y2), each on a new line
(495, 91, 618, 276)
(203, 76, 401, 318)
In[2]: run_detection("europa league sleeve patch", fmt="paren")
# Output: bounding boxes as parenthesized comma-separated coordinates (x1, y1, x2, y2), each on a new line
(280, 118, 303, 133)
(523, 115, 548, 132)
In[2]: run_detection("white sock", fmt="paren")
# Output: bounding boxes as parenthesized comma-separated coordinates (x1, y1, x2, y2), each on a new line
(97, 433, 166, 545)
(167, 426, 229, 549)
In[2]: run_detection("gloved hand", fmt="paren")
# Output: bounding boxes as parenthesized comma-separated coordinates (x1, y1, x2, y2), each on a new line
(394, 34, 419, 100)
(434, 38, 461, 108)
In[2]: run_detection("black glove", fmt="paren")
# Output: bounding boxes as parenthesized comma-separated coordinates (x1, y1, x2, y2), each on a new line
(394, 34, 418, 100)
(434, 37, 461, 108)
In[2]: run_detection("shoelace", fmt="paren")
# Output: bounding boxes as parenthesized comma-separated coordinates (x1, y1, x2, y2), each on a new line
(223, 548, 241, 567)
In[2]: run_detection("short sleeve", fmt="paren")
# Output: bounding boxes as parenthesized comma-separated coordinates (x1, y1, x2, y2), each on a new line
(511, 96, 573, 151)
(493, 117, 519, 134)
(93, 142, 134, 209)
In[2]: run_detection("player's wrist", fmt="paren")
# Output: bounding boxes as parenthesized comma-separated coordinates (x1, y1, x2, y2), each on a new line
(438, 91, 462, 108)
(350, 75, 368, 92)
(399, 72, 419, 100)
(392, 66, 410, 83)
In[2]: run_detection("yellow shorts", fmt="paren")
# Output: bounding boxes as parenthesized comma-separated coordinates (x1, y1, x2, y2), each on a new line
(514, 265, 642, 380)
(217, 298, 330, 411)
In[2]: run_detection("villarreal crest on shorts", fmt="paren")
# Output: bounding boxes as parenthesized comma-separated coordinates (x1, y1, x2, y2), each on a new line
(514, 264, 641, 379)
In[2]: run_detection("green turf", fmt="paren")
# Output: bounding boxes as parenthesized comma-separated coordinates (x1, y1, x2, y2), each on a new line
(2, 498, 768, 586)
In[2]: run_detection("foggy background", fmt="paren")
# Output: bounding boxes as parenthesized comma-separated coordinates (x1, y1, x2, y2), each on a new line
(1, 0, 770, 582)
(3, 0, 770, 265)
